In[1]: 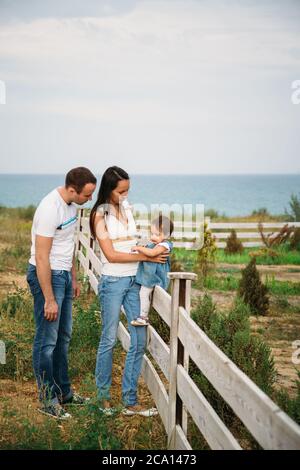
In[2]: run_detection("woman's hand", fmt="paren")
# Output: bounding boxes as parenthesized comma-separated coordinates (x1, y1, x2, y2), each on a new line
(148, 253, 169, 264)
(131, 245, 142, 252)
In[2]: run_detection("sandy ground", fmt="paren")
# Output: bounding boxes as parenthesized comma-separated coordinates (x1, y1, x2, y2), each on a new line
(0, 272, 27, 295)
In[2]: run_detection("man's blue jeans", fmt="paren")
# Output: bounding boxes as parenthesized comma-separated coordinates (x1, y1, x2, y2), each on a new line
(95, 275, 147, 406)
(26, 264, 73, 405)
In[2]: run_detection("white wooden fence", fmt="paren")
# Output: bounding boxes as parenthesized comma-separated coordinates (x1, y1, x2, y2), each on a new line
(137, 219, 300, 249)
(75, 211, 300, 450)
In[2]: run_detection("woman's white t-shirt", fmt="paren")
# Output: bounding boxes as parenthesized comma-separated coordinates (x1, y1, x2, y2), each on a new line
(99, 205, 138, 277)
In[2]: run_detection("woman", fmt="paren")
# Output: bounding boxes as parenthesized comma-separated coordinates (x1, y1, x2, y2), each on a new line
(90, 166, 167, 416)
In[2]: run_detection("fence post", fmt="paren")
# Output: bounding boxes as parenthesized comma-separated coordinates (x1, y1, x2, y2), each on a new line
(86, 234, 95, 293)
(205, 216, 211, 229)
(167, 272, 197, 449)
(75, 208, 83, 268)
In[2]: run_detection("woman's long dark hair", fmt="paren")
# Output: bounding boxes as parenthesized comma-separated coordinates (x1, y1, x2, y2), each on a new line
(89, 166, 129, 239)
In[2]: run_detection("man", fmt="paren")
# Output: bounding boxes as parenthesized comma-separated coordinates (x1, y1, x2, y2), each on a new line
(27, 167, 97, 419)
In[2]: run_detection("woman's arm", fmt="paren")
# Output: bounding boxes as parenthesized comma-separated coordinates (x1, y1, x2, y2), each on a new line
(94, 214, 167, 264)
(131, 244, 168, 257)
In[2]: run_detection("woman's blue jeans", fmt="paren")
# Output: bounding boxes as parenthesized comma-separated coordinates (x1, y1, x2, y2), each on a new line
(95, 275, 147, 406)
(26, 264, 73, 405)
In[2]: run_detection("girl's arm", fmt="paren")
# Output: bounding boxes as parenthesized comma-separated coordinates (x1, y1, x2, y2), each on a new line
(94, 214, 167, 264)
(131, 244, 169, 257)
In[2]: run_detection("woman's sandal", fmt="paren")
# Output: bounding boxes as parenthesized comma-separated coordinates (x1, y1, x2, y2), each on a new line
(122, 405, 158, 417)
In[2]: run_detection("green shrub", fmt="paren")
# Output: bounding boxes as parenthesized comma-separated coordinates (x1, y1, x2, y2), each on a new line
(238, 258, 269, 315)
(191, 292, 218, 331)
(274, 370, 300, 425)
(289, 228, 300, 251)
(149, 306, 170, 345)
(251, 208, 270, 218)
(231, 330, 276, 395)
(194, 223, 217, 283)
(170, 253, 183, 273)
(285, 193, 300, 222)
(225, 229, 244, 255)
(249, 247, 279, 260)
(205, 209, 220, 220)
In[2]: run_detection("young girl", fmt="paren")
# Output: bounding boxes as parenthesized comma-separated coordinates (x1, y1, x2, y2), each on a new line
(131, 215, 173, 326)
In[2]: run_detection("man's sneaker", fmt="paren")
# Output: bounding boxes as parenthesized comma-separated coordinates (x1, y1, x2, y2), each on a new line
(131, 317, 149, 326)
(122, 405, 158, 417)
(62, 392, 90, 406)
(38, 403, 72, 420)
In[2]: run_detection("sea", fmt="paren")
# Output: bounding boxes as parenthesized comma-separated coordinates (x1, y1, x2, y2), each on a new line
(0, 174, 299, 217)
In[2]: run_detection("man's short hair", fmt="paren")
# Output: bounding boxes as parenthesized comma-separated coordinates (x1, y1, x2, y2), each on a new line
(65, 167, 97, 194)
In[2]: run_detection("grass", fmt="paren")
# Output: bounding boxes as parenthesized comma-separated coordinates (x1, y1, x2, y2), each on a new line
(0, 400, 122, 450)
(216, 246, 300, 265)
(198, 274, 300, 296)
(0, 209, 32, 274)
(0, 287, 167, 450)
(173, 246, 300, 270)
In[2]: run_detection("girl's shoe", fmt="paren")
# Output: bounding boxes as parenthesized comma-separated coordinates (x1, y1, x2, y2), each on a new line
(131, 317, 149, 326)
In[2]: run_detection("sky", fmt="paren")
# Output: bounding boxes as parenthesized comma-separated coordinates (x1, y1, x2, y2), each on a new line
(0, 0, 299, 175)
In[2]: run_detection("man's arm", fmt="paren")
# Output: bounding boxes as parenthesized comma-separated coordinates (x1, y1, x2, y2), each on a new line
(35, 235, 58, 322)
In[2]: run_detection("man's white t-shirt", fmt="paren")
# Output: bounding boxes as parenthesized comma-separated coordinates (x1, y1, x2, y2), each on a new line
(29, 188, 77, 271)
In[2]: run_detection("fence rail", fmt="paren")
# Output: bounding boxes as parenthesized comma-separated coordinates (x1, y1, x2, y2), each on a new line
(75, 210, 300, 450)
(77, 210, 300, 249)
(136, 219, 300, 248)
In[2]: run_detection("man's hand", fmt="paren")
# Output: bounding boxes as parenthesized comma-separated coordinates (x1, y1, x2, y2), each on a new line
(44, 298, 59, 322)
(72, 279, 81, 299)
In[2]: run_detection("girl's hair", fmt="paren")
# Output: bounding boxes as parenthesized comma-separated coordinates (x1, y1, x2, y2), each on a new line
(152, 214, 174, 237)
(89, 166, 129, 239)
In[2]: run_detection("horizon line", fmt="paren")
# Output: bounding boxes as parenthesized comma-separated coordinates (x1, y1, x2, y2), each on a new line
(0, 172, 299, 176)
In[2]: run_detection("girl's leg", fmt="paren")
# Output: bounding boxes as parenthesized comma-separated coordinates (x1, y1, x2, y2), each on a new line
(95, 276, 127, 402)
(122, 278, 147, 406)
(139, 286, 154, 320)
